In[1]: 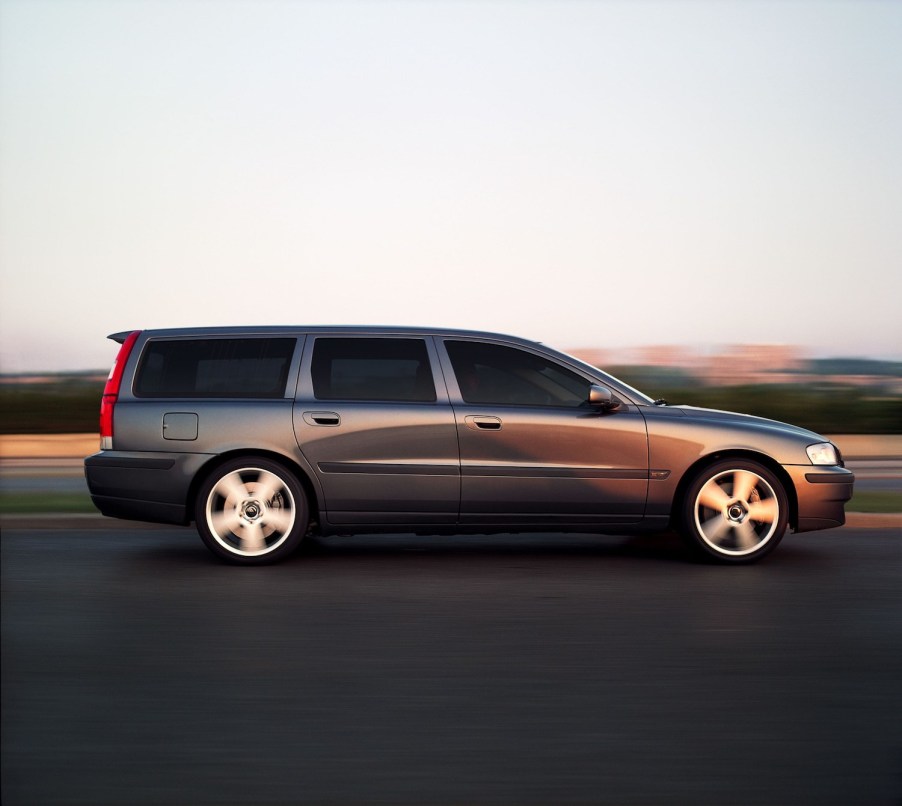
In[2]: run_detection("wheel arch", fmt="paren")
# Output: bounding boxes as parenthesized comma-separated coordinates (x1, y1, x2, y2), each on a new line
(187, 449, 321, 529)
(669, 450, 798, 531)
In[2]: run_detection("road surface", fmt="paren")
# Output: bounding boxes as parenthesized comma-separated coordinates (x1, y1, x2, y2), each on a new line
(2, 525, 900, 805)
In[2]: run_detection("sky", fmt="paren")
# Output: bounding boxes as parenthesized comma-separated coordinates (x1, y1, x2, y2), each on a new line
(1, 0, 900, 372)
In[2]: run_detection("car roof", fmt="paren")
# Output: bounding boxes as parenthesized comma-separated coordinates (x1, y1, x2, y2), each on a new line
(109, 326, 544, 346)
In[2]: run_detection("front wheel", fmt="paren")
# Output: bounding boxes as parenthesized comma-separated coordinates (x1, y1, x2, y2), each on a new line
(679, 460, 788, 563)
(195, 458, 308, 565)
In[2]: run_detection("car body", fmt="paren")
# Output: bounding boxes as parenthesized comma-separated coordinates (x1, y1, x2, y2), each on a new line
(85, 326, 854, 564)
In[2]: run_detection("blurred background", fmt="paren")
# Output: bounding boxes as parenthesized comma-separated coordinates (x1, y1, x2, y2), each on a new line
(1, 0, 901, 372)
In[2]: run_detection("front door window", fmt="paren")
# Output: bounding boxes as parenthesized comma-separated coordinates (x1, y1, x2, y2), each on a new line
(445, 340, 589, 408)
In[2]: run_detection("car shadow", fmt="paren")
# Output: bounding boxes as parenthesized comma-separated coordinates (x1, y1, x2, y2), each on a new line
(131, 526, 824, 571)
(308, 530, 688, 559)
(134, 529, 693, 567)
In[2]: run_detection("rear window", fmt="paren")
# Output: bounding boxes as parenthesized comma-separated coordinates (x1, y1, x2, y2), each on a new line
(134, 338, 296, 398)
(311, 338, 436, 402)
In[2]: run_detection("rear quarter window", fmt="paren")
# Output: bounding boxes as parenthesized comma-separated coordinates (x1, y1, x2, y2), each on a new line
(134, 338, 296, 398)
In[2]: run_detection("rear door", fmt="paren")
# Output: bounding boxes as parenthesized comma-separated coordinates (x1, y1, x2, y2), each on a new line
(439, 338, 649, 525)
(293, 335, 460, 525)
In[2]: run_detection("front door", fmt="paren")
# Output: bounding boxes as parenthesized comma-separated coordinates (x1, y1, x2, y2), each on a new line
(440, 339, 648, 525)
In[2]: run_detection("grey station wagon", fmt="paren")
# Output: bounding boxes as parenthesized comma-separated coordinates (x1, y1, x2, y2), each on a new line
(85, 327, 854, 564)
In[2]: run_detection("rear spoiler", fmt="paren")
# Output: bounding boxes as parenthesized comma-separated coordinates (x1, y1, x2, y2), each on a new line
(108, 331, 138, 344)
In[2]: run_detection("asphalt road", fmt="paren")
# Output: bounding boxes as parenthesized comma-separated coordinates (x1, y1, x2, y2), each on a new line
(2, 526, 900, 806)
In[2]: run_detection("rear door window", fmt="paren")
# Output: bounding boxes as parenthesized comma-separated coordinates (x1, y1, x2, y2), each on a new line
(134, 338, 296, 398)
(311, 338, 436, 402)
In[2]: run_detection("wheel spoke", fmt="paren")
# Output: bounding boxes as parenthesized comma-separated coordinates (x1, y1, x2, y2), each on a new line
(210, 508, 242, 537)
(734, 519, 759, 549)
(254, 470, 284, 504)
(262, 507, 294, 534)
(700, 513, 732, 546)
(732, 470, 758, 503)
(747, 498, 778, 523)
(241, 521, 266, 552)
(697, 479, 730, 511)
(214, 472, 250, 504)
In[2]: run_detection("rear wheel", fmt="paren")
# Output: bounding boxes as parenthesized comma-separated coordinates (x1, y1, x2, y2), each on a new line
(195, 458, 308, 565)
(680, 459, 788, 563)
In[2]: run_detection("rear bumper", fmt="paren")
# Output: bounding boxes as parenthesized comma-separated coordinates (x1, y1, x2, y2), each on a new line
(87, 494, 189, 525)
(84, 451, 214, 525)
(783, 465, 855, 532)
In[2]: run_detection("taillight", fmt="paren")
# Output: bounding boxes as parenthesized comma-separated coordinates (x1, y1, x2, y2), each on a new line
(99, 330, 140, 450)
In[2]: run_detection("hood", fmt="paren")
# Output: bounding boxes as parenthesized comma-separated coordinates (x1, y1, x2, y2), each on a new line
(672, 405, 827, 443)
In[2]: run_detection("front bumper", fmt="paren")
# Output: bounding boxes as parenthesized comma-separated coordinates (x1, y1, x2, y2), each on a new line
(783, 464, 855, 532)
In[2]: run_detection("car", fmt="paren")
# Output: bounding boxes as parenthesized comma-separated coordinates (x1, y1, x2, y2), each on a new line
(85, 327, 854, 565)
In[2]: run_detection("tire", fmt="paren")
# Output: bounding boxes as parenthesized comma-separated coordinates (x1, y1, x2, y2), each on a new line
(679, 459, 788, 564)
(195, 458, 308, 565)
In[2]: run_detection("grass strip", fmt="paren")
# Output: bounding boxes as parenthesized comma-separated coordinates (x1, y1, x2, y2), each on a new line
(0, 492, 97, 514)
(846, 491, 902, 514)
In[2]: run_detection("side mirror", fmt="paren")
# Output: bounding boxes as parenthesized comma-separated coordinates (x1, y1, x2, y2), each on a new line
(588, 384, 621, 411)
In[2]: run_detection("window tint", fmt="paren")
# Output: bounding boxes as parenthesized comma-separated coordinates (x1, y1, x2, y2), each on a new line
(311, 338, 436, 402)
(445, 340, 590, 407)
(134, 338, 296, 398)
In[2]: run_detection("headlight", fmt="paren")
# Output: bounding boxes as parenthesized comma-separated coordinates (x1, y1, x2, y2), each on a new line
(807, 442, 839, 465)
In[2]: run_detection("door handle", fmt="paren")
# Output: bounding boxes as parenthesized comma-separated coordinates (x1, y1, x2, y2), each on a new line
(302, 411, 341, 427)
(465, 415, 502, 431)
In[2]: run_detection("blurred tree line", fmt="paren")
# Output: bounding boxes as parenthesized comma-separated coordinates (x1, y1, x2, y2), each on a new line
(635, 383, 900, 434)
(1, 373, 900, 434)
(1, 378, 104, 434)
(608, 366, 901, 434)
